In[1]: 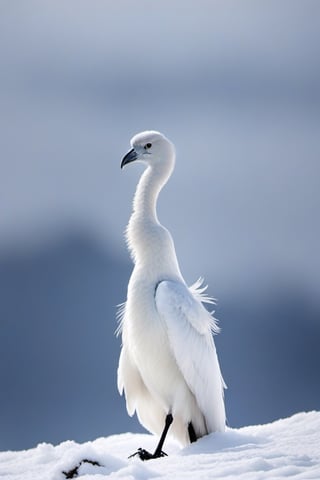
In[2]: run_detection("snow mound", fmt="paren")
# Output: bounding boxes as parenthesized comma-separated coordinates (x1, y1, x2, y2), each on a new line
(0, 412, 319, 480)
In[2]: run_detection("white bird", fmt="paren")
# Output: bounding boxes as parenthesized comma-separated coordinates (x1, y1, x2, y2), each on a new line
(117, 131, 226, 460)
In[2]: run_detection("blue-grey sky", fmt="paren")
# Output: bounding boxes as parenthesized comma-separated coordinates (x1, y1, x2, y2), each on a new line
(1, 0, 319, 293)
(0, 0, 319, 450)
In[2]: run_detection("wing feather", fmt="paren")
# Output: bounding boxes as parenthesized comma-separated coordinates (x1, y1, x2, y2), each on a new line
(155, 280, 226, 433)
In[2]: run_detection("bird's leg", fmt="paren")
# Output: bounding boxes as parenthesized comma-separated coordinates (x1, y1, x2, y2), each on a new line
(129, 413, 173, 461)
(188, 421, 197, 443)
(153, 413, 173, 457)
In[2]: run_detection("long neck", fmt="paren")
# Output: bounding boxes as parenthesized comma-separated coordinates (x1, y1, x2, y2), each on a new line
(132, 164, 170, 223)
(126, 162, 180, 276)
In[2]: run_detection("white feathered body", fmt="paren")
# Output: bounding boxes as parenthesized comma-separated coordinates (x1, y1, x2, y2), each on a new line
(117, 133, 226, 446)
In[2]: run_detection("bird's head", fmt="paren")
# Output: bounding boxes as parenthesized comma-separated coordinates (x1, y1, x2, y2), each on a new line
(121, 131, 175, 171)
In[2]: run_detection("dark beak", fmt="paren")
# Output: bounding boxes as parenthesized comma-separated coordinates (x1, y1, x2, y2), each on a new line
(121, 148, 138, 169)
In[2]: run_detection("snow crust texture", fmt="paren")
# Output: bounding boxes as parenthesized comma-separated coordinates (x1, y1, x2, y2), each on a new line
(0, 412, 319, 480)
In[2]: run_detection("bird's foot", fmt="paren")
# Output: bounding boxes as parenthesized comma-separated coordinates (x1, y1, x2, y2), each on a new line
(128, 447, 168, 461)
(62, 459, 101, 478)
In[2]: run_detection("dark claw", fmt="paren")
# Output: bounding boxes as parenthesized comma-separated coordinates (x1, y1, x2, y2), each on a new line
(128, 447, 168, 461)
(62, 458, 101, 478)
(63, 465, 79, 479)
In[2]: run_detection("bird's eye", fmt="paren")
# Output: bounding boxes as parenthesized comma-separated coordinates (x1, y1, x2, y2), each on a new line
(144, 143, 152, 150)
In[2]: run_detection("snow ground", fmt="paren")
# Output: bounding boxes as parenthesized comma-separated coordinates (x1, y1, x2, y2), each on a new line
(0, 412, 319, 480)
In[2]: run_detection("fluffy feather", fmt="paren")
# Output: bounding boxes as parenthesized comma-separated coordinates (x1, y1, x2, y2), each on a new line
(117, 131, 226, 448)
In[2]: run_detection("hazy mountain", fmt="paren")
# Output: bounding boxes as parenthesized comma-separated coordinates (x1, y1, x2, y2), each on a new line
(0, 229, 319, 450)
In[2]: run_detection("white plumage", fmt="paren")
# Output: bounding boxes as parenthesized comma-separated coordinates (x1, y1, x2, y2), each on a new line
(117, 131, 226, 458)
